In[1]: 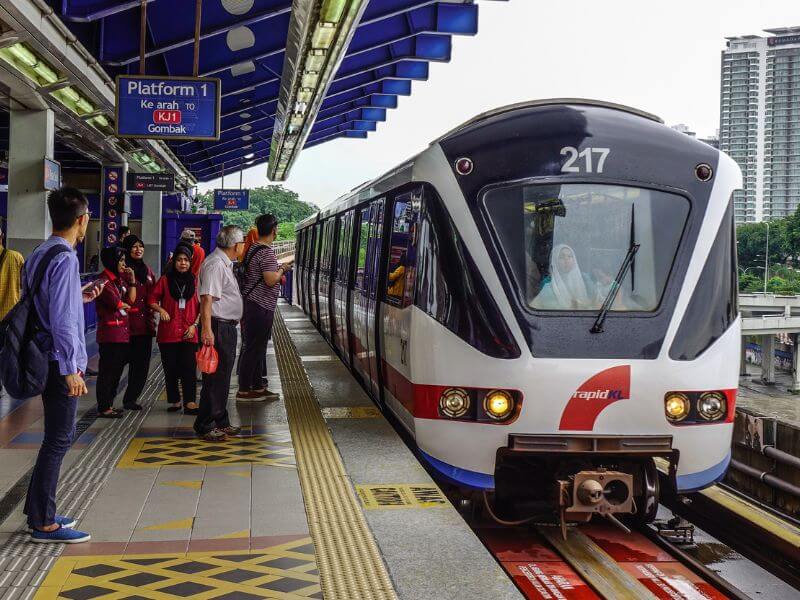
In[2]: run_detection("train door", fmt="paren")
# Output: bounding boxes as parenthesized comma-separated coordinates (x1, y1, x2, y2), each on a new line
(296, 230, 306, 309)
(364, 198, 386, 399)
(303, 225, 316, 316)
(311, 222, 323, 325)
(351, 206, 372, 383)
(331, 215, 346, 357)
(318, 220, 332, 339)
(381, 189, 421, 428)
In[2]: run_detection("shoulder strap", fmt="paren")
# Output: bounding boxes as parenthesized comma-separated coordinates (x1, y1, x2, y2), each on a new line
(26, 245, 71, 298)
(241, 245, 270, 299)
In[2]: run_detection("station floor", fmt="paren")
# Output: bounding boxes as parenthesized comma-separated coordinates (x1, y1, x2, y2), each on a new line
(738, 364, 800, 427)
(0, 301, 520, 600)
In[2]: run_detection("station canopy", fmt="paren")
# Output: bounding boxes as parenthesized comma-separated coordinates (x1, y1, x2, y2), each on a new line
(48, 0, 492, 183)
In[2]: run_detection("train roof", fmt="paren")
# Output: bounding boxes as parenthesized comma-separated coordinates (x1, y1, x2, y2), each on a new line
(296, 99, 665, 230)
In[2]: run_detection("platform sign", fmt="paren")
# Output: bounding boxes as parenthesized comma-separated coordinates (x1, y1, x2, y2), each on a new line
(43, 158, 61, 191)
(115, 75, 221, 141)
(127, 172, 175, 192)
(102, 166, 125, 247)
(214, 189, 250, 210)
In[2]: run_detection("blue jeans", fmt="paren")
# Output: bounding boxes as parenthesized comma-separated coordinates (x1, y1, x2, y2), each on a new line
(23, 362, 77, 529)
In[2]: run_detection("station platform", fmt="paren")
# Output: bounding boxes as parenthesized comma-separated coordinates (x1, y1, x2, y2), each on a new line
(0, 301, 520, 600)
(738, 364, 800, 427)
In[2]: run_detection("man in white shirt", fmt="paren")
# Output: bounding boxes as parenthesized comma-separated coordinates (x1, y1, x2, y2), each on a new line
(194, 225, 245, 441)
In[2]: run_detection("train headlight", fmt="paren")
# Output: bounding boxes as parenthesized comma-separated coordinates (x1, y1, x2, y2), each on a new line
(664, 393, 690, 422)
(484, 390, 514, 421)
(439, 388, 470, 418)
(698, 392, 726, 421)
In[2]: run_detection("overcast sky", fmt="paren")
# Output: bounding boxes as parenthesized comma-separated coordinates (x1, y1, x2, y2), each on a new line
(199, 0, 800, 208)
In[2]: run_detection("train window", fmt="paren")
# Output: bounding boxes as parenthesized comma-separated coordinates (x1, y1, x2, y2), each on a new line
(669, 200, 737, 360)
(354, 208, 370, 290)
(416, 186, 520, 359)
(386, 191, 421, 307)
(483, 183, 689, 313)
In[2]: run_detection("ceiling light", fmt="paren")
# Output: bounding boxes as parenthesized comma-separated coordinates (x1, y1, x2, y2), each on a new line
(312, 23, 336, 49)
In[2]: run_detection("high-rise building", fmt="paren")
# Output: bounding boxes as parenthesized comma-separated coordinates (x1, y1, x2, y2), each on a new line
(720, 27, 800, 224)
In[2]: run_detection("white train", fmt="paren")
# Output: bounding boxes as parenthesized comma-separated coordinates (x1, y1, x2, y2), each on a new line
(295, 100, 742, 526)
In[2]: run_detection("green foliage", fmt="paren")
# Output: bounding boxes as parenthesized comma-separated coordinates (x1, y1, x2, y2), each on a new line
(196, 185, 318, 240)
(736, 220, 788, 270)
(735, 207, 800, 293)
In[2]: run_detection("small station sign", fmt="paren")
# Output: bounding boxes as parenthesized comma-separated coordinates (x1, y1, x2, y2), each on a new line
(115, 75, 221, 141)
(127, 172, 175, 192)
(43, 158, 61, 191)
(214, 189, 250, 210)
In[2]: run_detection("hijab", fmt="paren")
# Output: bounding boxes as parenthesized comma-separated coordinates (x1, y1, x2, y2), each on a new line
(121, 234, 150, 285)
(166, 244, 195, 301)
(549, 244, 590, 309)
(100, 246, 125, 273)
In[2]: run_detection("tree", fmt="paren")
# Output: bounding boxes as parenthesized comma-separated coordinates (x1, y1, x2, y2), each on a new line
(736, 220, 788, 270)
(195, 185, 318, 239)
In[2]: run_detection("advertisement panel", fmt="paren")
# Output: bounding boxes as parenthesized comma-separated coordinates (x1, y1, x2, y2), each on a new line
(44, 158, 61, 191)
(116, 75, 221, 141)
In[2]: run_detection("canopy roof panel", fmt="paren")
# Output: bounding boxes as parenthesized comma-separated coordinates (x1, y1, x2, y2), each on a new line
(49, 0, 492, 182)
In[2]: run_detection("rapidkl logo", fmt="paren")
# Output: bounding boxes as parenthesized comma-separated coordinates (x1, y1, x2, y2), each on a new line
(559, 366, 631, 431)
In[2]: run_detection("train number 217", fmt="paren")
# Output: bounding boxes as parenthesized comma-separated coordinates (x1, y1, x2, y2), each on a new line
(560, 147, 611, 174)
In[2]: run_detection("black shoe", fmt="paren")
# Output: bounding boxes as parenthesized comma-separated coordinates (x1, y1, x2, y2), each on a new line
(98, 410, 123, 419)
(124, 403, 143, 411)
(183, 406, 199, 416)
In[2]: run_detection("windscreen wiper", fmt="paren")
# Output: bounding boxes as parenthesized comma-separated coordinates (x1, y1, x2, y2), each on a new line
(590, 243, 640, 334)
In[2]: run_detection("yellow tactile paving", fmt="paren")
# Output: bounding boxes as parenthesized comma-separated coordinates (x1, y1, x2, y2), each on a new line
(35, 538, 322, 600)
(274, 313, 398, 600)
(117, 435, 297, 469)
(320, 407, 382, 419)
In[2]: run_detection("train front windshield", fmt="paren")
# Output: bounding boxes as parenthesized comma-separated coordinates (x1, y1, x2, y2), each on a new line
(484, 183, 690, 313)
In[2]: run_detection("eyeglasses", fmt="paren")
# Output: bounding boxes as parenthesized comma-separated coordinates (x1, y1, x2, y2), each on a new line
(79, 210, 91, 219)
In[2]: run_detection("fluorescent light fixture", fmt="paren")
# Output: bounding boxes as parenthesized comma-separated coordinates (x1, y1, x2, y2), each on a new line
(297, 88, 313, 103)
(304, 50, 326, 72)
(290, 113, 304, 128)
(6, 43, 37, 66)
(320, 0, 347, 23)
(33, 62, 59, 85)
(312, 23, 336, 49)
(301, 70, 319, 88)
(50, 86, 96, 117)
(244, 153, 255, 159)
(0, 42, 65, 88)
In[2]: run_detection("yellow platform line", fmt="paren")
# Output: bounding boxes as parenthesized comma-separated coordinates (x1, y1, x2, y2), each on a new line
(273, 311, 398, 600)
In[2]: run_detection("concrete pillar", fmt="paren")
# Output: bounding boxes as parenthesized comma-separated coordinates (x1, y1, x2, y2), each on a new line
(141, 191, 163, 276)
(7, 109, 55, 256)
(790, 333, 800, 394)
(740, 338, 749, 377)
(759, 334, 776, 386)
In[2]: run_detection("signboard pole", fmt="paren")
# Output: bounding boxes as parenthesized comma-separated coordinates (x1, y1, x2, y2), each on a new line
(193, 0, 203, 77)
(139, 0, 147, 75)
(101, 165, 126, 248)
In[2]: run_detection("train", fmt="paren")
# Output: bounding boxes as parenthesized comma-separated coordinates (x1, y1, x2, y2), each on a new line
(294, 99, 742, 527)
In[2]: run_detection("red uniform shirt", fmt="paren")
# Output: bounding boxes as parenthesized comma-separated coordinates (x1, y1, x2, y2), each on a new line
(190, 243, 205, 277)
(148, 275, 200, 344)
(96, 270, 131, 344)
(128, 265, 156, 337)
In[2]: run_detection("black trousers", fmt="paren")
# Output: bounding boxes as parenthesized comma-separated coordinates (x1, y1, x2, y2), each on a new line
(96, 342, 130, 412)
(123, 335, 153, 407)
(194, 319, 236, 434)
(239, 301, 275, 391)
(159, 342, 197, 406)
(24, 362, 76, 528)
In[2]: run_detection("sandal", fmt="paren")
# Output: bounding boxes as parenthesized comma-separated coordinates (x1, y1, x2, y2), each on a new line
(183, 402, 199, 416)
(167, 404, 182, 412)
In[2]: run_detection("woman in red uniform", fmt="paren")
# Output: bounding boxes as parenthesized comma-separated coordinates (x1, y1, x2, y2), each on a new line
(121, 235, 156, 410)
(148, 245, 200, 414)
(95, 246, 137, 418)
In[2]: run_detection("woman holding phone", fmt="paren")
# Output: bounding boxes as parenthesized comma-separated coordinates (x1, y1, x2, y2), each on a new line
(148, 244, 200, 414)
(95, 246, 137, 418)
(121, 235, 156, 410)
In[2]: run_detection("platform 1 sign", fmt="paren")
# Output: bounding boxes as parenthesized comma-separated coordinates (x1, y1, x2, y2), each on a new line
(115, 75, 221, 141)
(127, 172, 175, 192)
(214, 189, 250, 210)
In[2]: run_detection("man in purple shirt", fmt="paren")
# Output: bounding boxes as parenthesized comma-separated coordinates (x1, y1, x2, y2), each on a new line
(23, 188, 102, 544)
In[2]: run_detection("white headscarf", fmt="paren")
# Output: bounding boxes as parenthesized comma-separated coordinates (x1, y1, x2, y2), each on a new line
(549, 244, 590, 308)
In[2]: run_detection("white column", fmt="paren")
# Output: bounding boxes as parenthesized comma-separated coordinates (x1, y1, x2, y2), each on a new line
(7, 109, 55, 257)
(141, 191, 163, 276)
(790, 333, 800, 394)
(761, 334, 776, 385)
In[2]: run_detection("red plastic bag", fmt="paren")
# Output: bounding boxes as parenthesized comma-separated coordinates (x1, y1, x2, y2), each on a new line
(196, 344, 218, 374)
